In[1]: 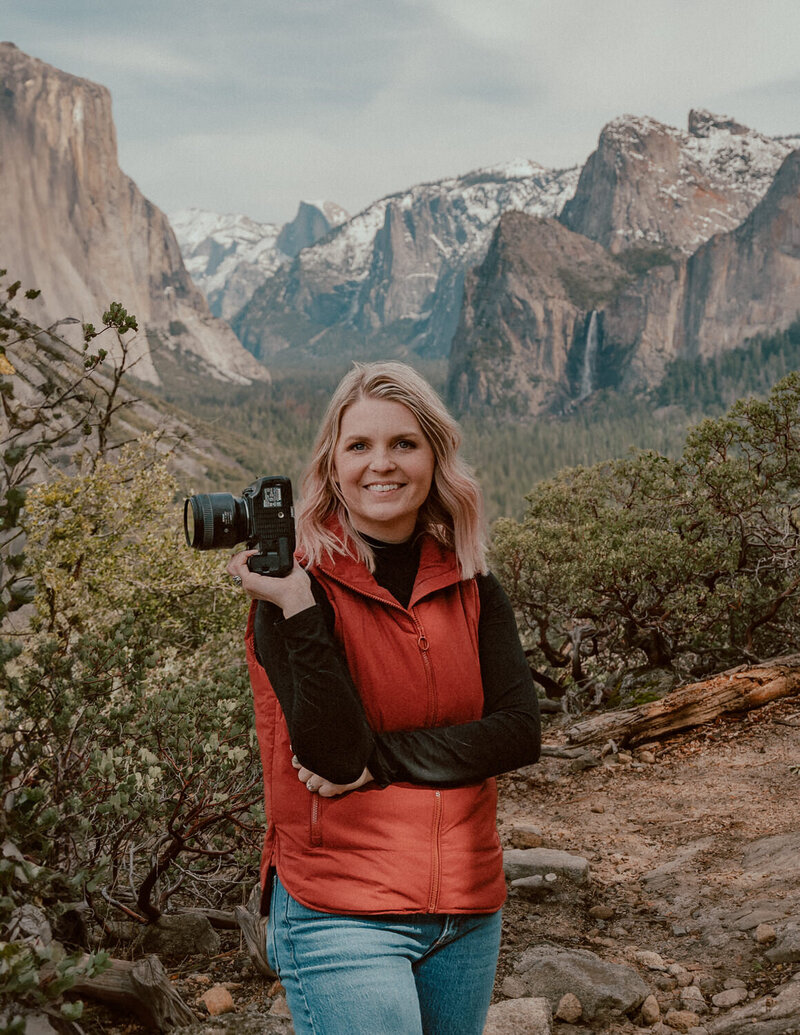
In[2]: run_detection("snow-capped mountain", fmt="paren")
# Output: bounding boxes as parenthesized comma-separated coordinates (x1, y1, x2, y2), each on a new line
(561, 109, 800, 255)
(232, 160, 581, 361)
(449, 111, 800, 418)
(169, 200, 349, 322)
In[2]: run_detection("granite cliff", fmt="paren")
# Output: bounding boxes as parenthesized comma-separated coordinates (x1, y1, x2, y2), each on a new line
(560, 110, 795, 255)
(0, 42, 267, 386)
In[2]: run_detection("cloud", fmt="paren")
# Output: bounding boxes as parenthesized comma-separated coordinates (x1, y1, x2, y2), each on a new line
(4, 0, 800, 221)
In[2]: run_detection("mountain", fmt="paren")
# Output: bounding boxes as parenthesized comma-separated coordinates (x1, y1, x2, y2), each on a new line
(561, 109, 797, 255)
(169, 200, 349, 321)
(448, 213, 625, 416)
(231, 161, 581, 363)
(0, 42, 267, 387)
(449, 112, 800, 417)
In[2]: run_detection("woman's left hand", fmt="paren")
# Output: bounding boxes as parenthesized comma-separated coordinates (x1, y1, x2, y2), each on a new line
(292, 755, 373, 797)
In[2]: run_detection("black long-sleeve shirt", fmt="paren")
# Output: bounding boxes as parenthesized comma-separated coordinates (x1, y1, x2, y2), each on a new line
(253, 539, 541, 787)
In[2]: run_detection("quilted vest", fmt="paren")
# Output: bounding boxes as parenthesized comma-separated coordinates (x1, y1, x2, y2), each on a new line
(245, 534, 506, 915)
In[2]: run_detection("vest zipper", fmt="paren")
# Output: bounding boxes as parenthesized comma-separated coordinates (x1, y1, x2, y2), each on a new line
(411, 609, 437, 726)
(428, 790, 443, 911)
(310, 794, 322, 847)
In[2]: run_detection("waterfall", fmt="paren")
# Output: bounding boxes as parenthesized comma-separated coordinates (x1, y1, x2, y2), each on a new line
(579, 310, 599, 400)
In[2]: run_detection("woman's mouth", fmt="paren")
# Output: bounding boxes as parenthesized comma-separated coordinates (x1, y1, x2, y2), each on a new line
(364, 483, 404, 493)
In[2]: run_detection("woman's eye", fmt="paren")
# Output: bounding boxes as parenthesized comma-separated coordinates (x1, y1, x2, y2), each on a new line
(397, 440, 415, 450)
(349, 442, 366, 451)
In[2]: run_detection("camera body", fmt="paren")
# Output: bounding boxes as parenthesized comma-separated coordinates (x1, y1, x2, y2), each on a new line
(184, 476, 295, 577)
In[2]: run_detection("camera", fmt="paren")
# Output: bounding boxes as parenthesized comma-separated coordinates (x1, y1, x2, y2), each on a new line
(184, 476, 295, 577)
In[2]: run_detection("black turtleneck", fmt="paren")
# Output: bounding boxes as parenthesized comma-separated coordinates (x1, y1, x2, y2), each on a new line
(253, 536, 540, 787)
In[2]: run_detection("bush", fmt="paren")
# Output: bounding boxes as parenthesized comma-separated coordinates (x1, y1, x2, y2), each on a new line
(492, 373, 800, 703)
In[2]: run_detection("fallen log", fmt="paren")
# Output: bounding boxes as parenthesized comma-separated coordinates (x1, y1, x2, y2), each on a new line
(70, 954, 195, 1031)
(566, 654, 800, 748)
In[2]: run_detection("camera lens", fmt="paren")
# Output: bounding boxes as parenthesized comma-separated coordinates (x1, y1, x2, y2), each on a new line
(183, 493, 246, 550)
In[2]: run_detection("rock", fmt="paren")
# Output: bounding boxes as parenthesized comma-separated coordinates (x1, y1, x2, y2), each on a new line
(136, 912, 221, 958)
(555, 992, 582, 1022)
(483, 997, 553, 1035)
(680, 985, 708, 1014)
(704, 979, 800, 1033)
(509, 822, 545, 848)
(269, 996, 293, 1018)
(635, 949, 668, 971)
(636, 749, 657, 763)
(589, 905, 615, 920)
(501, 975, 527, 998)
(6, 904, 52, 945)
(641, 994, 661, 1024)
(201, 985, 235, 1016)
(669, 964, 693, 987)
(514, 944, 648, 1021)
(511, 875, 552, 896)
(591, 803, 605, 813)
(722, 978, 747, 990)
(754, 924, 777, 945)
(765, 925, 800, 964)
(664, 1009, 701, 1032)
(711, 988, 747, 1008)
(503, 848, 590, 886)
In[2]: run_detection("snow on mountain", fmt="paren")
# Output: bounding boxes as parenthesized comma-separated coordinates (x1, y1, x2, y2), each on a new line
(169, 208, 286, 321)
(233, 160, 582, 358)
(169, 200, 350, 322)
(562, 110, 800, 255)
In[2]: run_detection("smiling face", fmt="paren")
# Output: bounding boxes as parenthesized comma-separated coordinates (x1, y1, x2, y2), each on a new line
(332, 396, 436, 543)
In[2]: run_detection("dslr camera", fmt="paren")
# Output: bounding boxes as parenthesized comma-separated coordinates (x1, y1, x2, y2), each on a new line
(184, 476, 295, 577)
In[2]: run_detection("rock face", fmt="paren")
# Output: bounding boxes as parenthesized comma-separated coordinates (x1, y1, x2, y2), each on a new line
(603, 146, 800, 390)
(449, 113, 800, 417)
(561, 110, 797, 255)
(232, 161, 580, 362)
(447, 213, 625, 417)
(0, 42, 267, 386)
(170, 201, 349, 322)
(276, 200, 349, 258)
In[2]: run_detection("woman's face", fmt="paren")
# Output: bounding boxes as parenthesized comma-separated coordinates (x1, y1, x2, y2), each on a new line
(332, 396, 436, 543)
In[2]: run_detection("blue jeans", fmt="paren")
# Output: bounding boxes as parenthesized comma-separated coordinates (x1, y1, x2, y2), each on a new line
(267, 876, 502, 1035)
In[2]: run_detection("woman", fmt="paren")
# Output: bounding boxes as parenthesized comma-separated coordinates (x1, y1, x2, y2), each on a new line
(227, 362, 540, 1035)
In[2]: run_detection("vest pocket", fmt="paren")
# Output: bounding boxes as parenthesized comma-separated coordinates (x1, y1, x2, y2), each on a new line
(309, 794, 323, 847)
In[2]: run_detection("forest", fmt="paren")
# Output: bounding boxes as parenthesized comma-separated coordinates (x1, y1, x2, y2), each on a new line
(2, 272, 800, 1027)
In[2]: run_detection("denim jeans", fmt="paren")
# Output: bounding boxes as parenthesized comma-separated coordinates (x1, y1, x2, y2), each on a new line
(267, 876, 502, 1035)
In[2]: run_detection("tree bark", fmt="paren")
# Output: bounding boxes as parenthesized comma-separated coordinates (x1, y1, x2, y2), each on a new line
(70, 954, 195, 1031)
(566, 654, 800, 747)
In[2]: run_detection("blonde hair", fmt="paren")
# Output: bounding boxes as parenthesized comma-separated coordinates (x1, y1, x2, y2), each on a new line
(297, 362, 487, 579)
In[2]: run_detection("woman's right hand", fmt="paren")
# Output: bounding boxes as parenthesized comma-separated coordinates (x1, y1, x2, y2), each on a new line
(226, 550, 316, 618)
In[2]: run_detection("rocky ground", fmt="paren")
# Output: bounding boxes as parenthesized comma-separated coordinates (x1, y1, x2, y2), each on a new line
(72, 694, 800, 1035)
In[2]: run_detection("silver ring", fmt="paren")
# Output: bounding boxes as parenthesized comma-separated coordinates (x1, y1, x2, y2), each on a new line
(231, 575, 243, 588)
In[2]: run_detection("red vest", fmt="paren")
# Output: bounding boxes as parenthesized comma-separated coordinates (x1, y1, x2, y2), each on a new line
(246, 535, 506, 915)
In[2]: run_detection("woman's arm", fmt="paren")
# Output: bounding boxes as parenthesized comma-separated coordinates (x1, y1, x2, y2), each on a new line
(367, 574, 541, 785)
(254, 573, 540, 788)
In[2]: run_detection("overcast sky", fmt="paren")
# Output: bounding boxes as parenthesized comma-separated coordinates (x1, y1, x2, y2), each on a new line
(5, 1, 800, 225)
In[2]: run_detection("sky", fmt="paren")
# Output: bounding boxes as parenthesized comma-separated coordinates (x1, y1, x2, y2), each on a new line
(5, 0, 800, 226)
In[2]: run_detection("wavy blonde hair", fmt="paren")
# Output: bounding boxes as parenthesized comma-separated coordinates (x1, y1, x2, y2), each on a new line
(297, 362, 487, 578)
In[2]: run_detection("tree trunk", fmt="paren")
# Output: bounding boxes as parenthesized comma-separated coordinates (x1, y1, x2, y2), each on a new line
(566, 654, 800, 747)
(70, 954, 195, 1031)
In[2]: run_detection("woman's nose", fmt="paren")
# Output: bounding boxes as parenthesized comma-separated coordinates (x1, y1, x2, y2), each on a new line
(369, 449, 396, 472)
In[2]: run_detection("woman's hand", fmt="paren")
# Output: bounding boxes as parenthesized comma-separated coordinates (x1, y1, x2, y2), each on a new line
(226, 550, 315, 618)
(292, 755, 374, 798)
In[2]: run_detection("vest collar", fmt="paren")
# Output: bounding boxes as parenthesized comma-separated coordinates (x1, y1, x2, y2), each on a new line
(312, 520, 464, 609)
